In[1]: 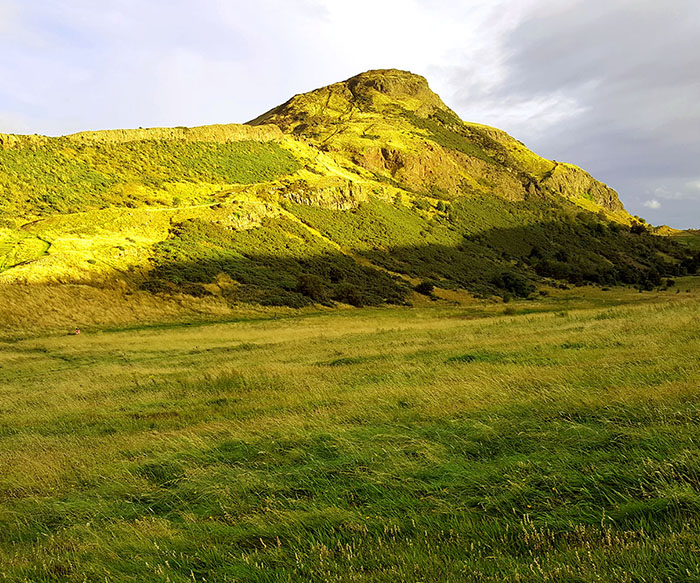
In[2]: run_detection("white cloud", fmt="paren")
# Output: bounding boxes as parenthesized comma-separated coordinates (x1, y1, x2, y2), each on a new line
(651, 183, 700, 202)
(643, 199, 661, 209)
(457, 92, 587, 138)
(0, 0, 585, 136)
(0, 0, 539, 135)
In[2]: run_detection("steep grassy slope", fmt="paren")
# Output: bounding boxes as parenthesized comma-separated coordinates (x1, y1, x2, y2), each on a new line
(0, 69, 697, 320)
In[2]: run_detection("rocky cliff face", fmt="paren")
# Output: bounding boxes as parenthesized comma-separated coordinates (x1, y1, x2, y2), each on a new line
(542, 163, 624, 211)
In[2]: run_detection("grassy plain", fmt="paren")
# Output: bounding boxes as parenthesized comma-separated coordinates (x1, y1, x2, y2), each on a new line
(1, 281, 700, 582)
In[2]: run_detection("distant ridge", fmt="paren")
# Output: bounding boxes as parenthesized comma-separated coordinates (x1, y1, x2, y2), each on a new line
(0, 123, 281, 149)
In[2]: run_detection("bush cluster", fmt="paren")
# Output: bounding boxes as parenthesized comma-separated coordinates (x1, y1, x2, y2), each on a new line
(144, 217, 408, 307)
(285, 195, 694, 298)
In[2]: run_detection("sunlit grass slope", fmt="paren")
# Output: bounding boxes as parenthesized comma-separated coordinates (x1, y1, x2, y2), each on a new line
(1, 287, 700, 581)
(0, 138, 300, 216)
(673, 229, 700, 251)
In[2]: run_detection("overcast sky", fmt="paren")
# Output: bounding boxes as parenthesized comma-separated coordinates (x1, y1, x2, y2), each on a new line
(1, 0, 698, 228)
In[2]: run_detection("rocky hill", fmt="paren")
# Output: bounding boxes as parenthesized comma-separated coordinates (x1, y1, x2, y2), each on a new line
(251, 70, 626, 212)
(0, 69, 696, 316)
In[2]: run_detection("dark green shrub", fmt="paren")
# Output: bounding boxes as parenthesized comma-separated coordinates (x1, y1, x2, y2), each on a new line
(296, 273, 328, 302)
(414, 280, 435, 295)
(630, 222, 648, 235)
(492, 272, 535, 298)
(412, 198, 431, 211)
(333, 284, 365, 307)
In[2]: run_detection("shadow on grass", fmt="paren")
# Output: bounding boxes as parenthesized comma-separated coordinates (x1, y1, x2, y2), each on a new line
(138, 209, 695, 308)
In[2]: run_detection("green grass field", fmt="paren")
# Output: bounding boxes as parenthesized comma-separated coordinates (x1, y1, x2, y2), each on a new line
(1, 283, 700, 582)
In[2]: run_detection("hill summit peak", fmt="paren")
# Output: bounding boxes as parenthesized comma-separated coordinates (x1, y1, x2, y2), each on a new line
(246, 68, 627, 214)
(247, 68, 451, 129)
(344, 69, 434, 99)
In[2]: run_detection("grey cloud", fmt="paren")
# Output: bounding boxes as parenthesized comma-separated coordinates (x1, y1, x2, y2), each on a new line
(446, 0, 700, 228)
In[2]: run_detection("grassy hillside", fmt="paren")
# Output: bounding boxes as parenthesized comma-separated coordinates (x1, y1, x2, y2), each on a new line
(1, 287, 700, 581)
(285, 196, 689, 295)
(146, 216, 407, 307)
(0, 138, 300, 216)
(673, 229, 700, 251)
(0, 69, 697, 321)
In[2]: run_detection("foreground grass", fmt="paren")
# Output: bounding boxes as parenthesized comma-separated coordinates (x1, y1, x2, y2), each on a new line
(1, 288, 700, 581)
